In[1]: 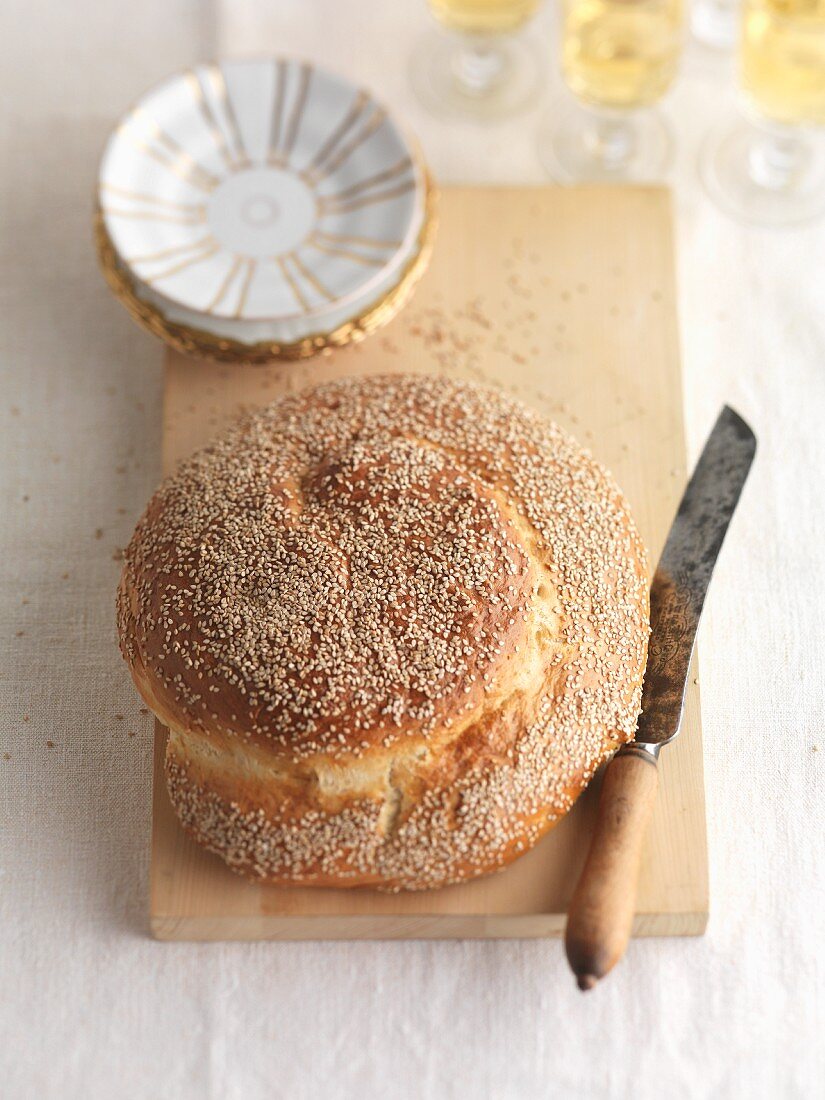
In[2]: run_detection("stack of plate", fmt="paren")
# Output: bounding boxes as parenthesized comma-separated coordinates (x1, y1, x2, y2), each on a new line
(96, 58, 436, 363)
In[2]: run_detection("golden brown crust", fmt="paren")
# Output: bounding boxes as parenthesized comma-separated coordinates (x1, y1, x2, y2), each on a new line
(118, 374, 649, 890)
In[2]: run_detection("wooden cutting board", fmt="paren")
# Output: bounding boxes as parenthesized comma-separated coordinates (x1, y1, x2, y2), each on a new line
(151, 185, 708, 941)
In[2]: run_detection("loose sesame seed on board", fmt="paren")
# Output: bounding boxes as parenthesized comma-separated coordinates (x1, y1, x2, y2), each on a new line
(119, 374, 649, 890)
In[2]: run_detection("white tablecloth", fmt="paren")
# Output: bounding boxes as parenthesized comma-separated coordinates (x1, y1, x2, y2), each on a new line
(1, 2, 823, 1097)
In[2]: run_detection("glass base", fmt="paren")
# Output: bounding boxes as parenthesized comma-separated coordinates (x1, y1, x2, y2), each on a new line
(410, 30, 543, 122)
(701, 117, 825, 227)
(690, 0, 737, 51)
(539, 102, 672, 184)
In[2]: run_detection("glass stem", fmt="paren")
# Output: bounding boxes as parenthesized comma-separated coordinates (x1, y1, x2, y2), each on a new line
(748, 127, 810, 192)
(691, 0, 738, 51)
(584, 112, 637, 171)
(452, 37, 506, 97)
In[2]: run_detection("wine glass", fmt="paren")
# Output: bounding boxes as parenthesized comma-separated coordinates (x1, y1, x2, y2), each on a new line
(701, 0, 825, 226)
(691, 0, 739, 51)
(540, 0, 685, 183)
(411, 0, 545, 120)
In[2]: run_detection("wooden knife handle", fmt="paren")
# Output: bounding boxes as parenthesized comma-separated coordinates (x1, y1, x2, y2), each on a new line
(564, 747, 659, 991)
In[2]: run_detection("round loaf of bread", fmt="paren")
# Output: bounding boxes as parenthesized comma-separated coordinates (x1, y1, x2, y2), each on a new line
(118, 374, 649, 890)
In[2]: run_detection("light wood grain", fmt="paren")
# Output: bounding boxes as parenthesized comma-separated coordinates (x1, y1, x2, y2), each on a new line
(151, 185, 708, 941)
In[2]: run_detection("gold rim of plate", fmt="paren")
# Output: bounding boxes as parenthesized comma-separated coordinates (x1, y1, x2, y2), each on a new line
(94, 172, 438, 365)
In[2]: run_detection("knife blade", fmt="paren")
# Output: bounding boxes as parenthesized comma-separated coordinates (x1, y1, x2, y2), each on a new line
(565, 406, 756, 990)
(636, 405, 757, 752)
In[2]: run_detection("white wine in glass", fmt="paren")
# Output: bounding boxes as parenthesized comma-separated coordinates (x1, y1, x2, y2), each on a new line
(429, 0, 542, 33)
(411, 0, 545, 120)
(541, 0, 684, 182)
(702, 0, 825, 224)
(563, 0, 683, 106)
(742, 0, 825, 124)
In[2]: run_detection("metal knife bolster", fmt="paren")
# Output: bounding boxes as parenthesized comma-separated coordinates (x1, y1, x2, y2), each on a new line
(621, 406, 757, 760)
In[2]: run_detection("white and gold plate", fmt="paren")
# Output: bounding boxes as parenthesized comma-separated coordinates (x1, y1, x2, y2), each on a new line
(96, 58, 435, 361)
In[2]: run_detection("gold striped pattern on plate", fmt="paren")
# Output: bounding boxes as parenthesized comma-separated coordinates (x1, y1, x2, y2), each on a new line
(100, 59, 431, 324)
(121, 108, 220, 193)
(207, 65, 251, 171)
(93, 171, 437, 364)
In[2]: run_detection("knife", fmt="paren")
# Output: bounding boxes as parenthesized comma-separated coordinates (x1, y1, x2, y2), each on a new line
(565, 406, 756, 991)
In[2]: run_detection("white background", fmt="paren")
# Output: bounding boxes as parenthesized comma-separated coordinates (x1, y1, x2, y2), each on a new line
(1, 1, 823, 1097)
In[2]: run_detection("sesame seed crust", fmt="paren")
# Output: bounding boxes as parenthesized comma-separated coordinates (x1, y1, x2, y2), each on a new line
(118, 373, 649, 890)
